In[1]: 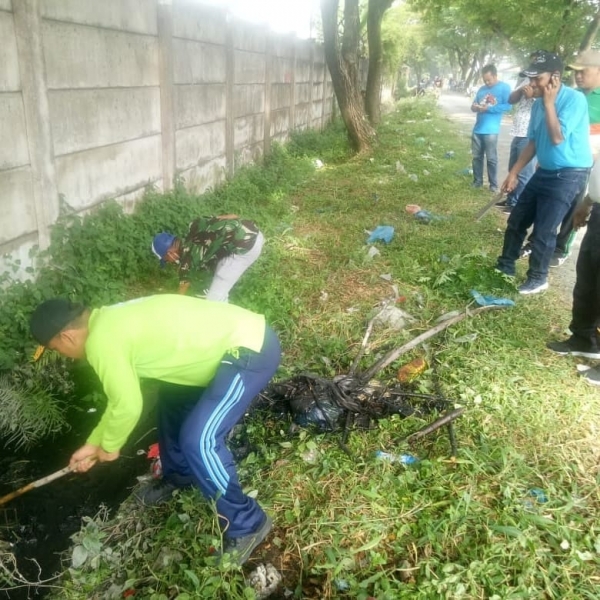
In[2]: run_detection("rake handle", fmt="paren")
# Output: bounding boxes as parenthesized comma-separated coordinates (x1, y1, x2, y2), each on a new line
(0, 464, 73, 506)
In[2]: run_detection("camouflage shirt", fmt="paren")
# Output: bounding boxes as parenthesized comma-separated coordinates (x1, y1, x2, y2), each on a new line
(178, 216, 259, 282)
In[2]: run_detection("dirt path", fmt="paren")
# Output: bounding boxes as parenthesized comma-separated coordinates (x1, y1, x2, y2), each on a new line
(437, 90, 579, 301)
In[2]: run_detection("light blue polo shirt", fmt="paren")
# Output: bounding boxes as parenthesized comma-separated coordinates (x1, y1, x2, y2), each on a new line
(528, 84, 592, 169)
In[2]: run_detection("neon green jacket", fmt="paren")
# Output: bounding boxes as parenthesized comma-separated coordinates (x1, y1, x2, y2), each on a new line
(84, 295, 266, 452)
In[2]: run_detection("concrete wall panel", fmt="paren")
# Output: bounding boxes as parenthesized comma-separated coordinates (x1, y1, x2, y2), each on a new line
(271, 109, 289, 136)
(234, 114, 264, 149)
(272, 57, 294, 83)
(234, 84, 265, 116)
(176, 121, 226, 171)
(236, 143, 263, 169)
(55, 135, 162, 211)
(0, 93, 29, 169)
(296, 82, 310, 104)
(173, 2, 226, 44)
(175, 84, 226, 128)
(233, 22, 267, 53)
(271, 84, 291, 110)
(295, 105, 310, 128)
(43, 21, 159, 89)
(271, 37, 293, 58)
(49, 87, 161, 156)
(42, 0, 157, 35)
(0, 168, 37, 243)
(296, 61, 311, 83)
(179, 156, 227, 194)
(174, 39, 226, 84)
(0, 11, 20, 92)
(234, 51, 266, 85)
(0, 0, 12, 11)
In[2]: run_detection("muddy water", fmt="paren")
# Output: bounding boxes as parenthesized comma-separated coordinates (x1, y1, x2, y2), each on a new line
(0, 384, 157, 599)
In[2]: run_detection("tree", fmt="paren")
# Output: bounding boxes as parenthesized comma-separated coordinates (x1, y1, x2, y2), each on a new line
(321, 0, 375, 152)
(365, 0, 394, 126)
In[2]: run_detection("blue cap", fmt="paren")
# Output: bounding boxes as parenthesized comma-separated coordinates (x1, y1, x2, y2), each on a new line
(151, 232, 176, 266)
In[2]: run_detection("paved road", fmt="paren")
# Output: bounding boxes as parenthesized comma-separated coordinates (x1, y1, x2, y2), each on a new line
(437, 90, 578, 298)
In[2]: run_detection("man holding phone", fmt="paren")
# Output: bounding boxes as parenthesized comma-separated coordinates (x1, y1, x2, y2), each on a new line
(495, 51, 592, 294)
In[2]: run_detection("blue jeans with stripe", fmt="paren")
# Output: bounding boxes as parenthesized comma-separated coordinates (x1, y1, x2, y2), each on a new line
(156, 325, 281, 538)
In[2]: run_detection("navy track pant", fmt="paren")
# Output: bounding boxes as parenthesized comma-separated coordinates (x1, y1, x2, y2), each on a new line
(156, 325, 281, 538)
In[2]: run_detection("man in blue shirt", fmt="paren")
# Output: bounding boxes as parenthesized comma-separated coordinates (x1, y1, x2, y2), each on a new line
(495, 51, 591, 294)
(471, 64, 512, 192)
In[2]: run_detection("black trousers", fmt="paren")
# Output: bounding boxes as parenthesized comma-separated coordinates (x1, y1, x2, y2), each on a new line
(570, 203, 600, 345)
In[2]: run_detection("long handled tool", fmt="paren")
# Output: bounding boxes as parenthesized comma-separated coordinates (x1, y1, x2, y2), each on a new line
(0, 465, 74, 506)
(475, 191, 504, 222)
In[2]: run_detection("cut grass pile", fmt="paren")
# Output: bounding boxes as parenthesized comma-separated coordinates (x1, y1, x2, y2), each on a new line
(54, 98, 599, 600)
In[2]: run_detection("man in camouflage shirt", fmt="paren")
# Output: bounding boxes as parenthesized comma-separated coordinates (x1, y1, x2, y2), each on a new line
(152, 215, 264, 302)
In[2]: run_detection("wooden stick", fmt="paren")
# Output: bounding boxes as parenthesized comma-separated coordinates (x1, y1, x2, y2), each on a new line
(0, 465, 73, 506)
(405, 407, 465, 444)
(360, 305, 503, 382)
(348, 309, 380, 376)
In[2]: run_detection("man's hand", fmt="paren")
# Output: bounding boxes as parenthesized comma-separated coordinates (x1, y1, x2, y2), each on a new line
(97, 448, 120, 463)
(501, 173, 518, 194)
(70, 443, 100, 473)
(573, 197, 594, 229)
(521, 84, 534, 99)
(542, 75, 560, 105)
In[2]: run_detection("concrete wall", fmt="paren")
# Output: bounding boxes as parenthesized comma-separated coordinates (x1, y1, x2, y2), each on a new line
(0, 0, 335, 276)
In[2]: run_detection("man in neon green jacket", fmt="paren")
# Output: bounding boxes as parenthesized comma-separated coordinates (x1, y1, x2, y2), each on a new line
(30, 294, 281, 564)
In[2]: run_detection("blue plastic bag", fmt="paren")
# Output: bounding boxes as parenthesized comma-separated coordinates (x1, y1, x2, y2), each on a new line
(470, 289, 515, 307)
(367, 225, 395, 244)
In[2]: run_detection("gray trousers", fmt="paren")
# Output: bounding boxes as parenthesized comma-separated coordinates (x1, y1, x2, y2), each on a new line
(205, 231, 264, 302)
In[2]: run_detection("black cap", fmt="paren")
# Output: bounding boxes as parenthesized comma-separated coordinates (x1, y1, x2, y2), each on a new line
(30, 298, 86, 345)
(521, 50, 564, 77)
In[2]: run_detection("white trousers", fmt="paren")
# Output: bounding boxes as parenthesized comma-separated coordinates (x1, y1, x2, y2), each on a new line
(205, 231, 264, 302)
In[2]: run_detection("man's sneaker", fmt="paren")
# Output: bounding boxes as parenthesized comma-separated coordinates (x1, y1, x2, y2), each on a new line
(518, 279, 548, 295)
(495, 199, 509, 207)
(501, 205, 513, 215)
(582, 368, 600, 386)
(546, 336, 600, 359)
(134, 479, 180, 506)
(549, 254, 568, 268)
(490, 187, 499, 193)
(219, 515, 273, 565)
(519, 245, 532, 259)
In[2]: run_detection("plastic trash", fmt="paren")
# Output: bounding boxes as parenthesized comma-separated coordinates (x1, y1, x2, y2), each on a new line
(367, 246, 380, 259)
(423, 169, 431, 176)
(397, 357, 428, 383)
(408, 174, 419, 182)
(367, 225, 394, 244)
(445, 151, 455, 158)
(528, 488, 548, 503)
(470, 289, 515, 307)
(396, 161, 406, 173)
(374, 305, 415, 330)
(415, 137, 426, 144)
(457, 167, 473, 176)
(405, 204, 422, 214)
(375, 451, 419, 465)
(372, 193, 380, 202)
(414, 209, 443, 224)
(313, 159, 324, 169)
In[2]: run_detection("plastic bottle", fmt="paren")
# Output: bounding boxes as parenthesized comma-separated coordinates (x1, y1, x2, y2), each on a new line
(375, 451, 419, 465)
(408, 174, 418, 182)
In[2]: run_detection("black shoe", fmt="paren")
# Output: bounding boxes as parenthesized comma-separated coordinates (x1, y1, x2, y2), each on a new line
(549, 254, 568, 268)
(582, 367, 600, 386)
(518, 279, 548, 295)
(495, 199, 509, 207)
(218, 515, 273, 565)
(134, 479, 180, 506)
(519, 245, 532, 259)
(546, 337, 600, 359)
(501, 205, 513, 215)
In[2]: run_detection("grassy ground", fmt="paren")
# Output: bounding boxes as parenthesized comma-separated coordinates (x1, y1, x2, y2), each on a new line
(56, 99, 599, 600)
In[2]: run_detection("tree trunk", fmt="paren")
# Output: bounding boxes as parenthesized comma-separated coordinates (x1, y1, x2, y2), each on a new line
(365, 0, 393, 126)
(579, 9, 600, 51)
(321, 0, 375, 153)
